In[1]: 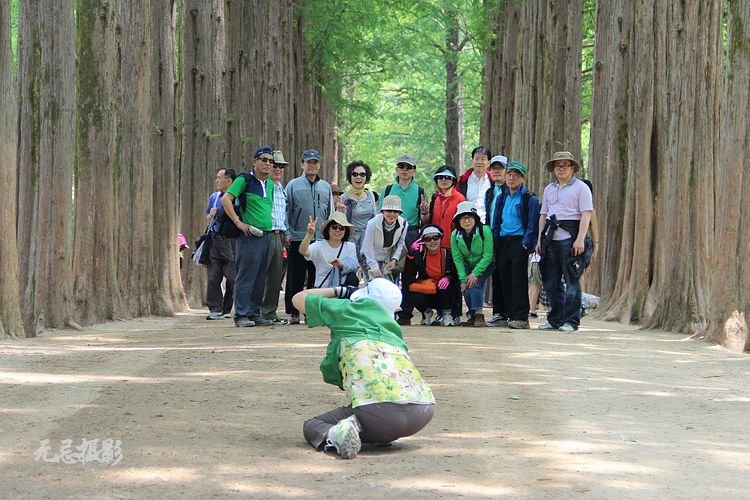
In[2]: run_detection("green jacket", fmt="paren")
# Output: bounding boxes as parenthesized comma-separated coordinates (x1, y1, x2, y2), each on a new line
(305, 294, 408, 389)
(450, 225, 494, 282)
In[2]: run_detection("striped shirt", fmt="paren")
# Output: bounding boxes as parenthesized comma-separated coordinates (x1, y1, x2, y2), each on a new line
(271, 180, 287, 231)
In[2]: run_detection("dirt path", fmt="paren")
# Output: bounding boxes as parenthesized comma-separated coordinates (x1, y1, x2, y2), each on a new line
(1, 311, 749, 498)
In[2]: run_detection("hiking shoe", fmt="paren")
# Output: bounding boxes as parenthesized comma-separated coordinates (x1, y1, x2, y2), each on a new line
(441, 314, 456, 327)
(460, 315, 476, 327)
(206, 311, 225, 320)
(559, 323, 577, 333)
(486, 314, 508, 327)
(249, 317, 272, 326)
(472, 313, 486, 327)
(538, 322, 556, 331)
(421, 310, 434, 326)
(397, 318, 411, 326)
(325, 415, 362, 459)
(269, 317, 289, 325)
(235, 317, 255, 327)
(289, 314, 300, 325)
(508, 320, 530, 329)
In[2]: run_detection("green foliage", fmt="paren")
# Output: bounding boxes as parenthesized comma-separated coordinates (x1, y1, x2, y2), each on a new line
(11, 0, 18, 64)
(302, 0, 489, 194)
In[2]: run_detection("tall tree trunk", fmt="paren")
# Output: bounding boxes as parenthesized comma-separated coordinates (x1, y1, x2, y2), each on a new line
(484, 0, 582, 195)
(708, 0, 750, 351)
(480, 0, 520, 156)
(116, 1, 165, 316)
(444, 8, 462, 170)
(73, 0, 123, 324)
(0, 0, 23, 338)
(591, 1, 721, 332)
(17, 0, 76, 335)
(151, 0, 185, 312)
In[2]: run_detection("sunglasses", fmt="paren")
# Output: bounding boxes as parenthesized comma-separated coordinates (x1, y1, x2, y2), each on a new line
(435, 175, 454, 181)
(328, 223, 346, 231)
(272, 164, 285, 169)
(422, 235, 442, 242)
(397, 164, 416, 170)
(257, 157, 274, 164)
(351, 171, 367, 178)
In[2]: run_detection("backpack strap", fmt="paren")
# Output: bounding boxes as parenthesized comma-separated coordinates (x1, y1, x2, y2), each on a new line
(384, 184, 393, 198)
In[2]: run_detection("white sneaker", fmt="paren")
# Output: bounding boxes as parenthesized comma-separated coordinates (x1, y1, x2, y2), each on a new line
(325, 415, 362, 459)
(441, 314, 455, 327)
(421, 309, 434, 326)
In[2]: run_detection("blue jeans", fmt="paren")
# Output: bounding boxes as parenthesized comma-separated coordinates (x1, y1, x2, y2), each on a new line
(463, 264, 494, 314)
(541, 238, 581, 328)
(234, 233, 270, 320)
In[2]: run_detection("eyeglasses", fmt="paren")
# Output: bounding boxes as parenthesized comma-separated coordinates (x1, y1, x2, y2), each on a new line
(554, 163, 573, 169)
(328, 223, 346, 231)
(257, 157, 274, 164)
(422, 235, 442, 242)
(351, 171, 367, 178)
(435, 175, 453, 181)
(397, 164, 416, 170)
(272, 164, 285, 169)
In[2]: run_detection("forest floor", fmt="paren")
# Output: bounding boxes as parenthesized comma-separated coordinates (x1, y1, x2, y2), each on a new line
(1, 307, 749, 499)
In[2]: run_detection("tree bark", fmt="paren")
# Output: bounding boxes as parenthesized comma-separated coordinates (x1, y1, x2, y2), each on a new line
(590, 1, 721, 332)
(73, 0, 123, 325)
(17, 0, 76, 335)
(484, 0, 583, 195)
(0, 0, 23, 338)
(444, 8, 462, 170)
(708, 0, 750, 350)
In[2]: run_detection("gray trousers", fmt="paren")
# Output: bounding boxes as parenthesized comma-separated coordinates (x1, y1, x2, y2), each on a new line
(303, 403, 435, 450)
(234, 233, 270, 320)
(206, 235, 236, 314)
(260, 232, 285, 319)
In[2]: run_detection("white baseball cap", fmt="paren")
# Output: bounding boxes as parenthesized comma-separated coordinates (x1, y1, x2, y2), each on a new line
(350, 278, 402, 314)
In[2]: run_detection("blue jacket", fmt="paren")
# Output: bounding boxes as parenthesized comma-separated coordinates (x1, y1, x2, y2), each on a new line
(491, 184, 540, 252)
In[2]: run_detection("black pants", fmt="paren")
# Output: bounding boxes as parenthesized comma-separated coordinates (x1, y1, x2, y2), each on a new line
(496, 236, 530, 321)
(491, 237, 506, 317)
(284, 240, 315, 315)
(206, 235, 236, 314)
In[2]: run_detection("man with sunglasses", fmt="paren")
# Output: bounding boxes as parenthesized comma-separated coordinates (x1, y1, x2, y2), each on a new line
(260, 150, 291, 325)
(221, 146, 275, 327)
(285, 149, 335, 324)
(379, 154, 425, 236)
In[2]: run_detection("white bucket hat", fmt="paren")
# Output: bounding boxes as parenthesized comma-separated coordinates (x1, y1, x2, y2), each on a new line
(350, 278, 402, 314)
(380, 195, 403, 213)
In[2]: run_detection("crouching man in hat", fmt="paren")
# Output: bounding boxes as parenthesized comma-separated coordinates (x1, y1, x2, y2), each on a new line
(293, 279, 436, 459)
(535, 151, 594, 333)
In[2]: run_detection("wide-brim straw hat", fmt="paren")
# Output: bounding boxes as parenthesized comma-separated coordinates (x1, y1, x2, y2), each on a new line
(545, 151, 580, 173)
(321, 211, 354, 238)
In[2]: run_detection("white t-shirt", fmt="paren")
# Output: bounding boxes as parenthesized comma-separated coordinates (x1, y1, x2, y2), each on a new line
(305, 240, 358, 288)
(466, 172, 491, 223)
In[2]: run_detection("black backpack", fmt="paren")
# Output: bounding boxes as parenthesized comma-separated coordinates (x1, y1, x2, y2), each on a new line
(214, 173, 248, 238)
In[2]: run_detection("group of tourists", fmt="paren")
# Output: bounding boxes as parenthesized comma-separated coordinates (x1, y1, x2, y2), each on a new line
(197, 144, 594, 459)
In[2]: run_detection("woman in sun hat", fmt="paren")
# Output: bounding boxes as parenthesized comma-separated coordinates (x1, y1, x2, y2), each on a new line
(419, 165, 465, 250)
(292, 278, 436, 459)
(450, 201, 494, 327)
(361, 195, 408, 281)
(299, 212, 359, 288)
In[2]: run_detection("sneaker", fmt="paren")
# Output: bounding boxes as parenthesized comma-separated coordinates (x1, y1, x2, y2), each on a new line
(486, 313, 508, 327)
(538, 322, 556, 331)
(559, 323, 577, 333)
(249, 317, 272, 326)
(235, 317, 255, 327)
(421, 310, 434, 326)
(441, 314, 456, 327)
(508, 320, 530, 329)
(222, 312, 233, 319)
(206, 311, 224, 320)
(289, 314, 300, 325)
(269, 317, 289, 325)
(528, 311, 538, 318)
(325, 415, 362, 459)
